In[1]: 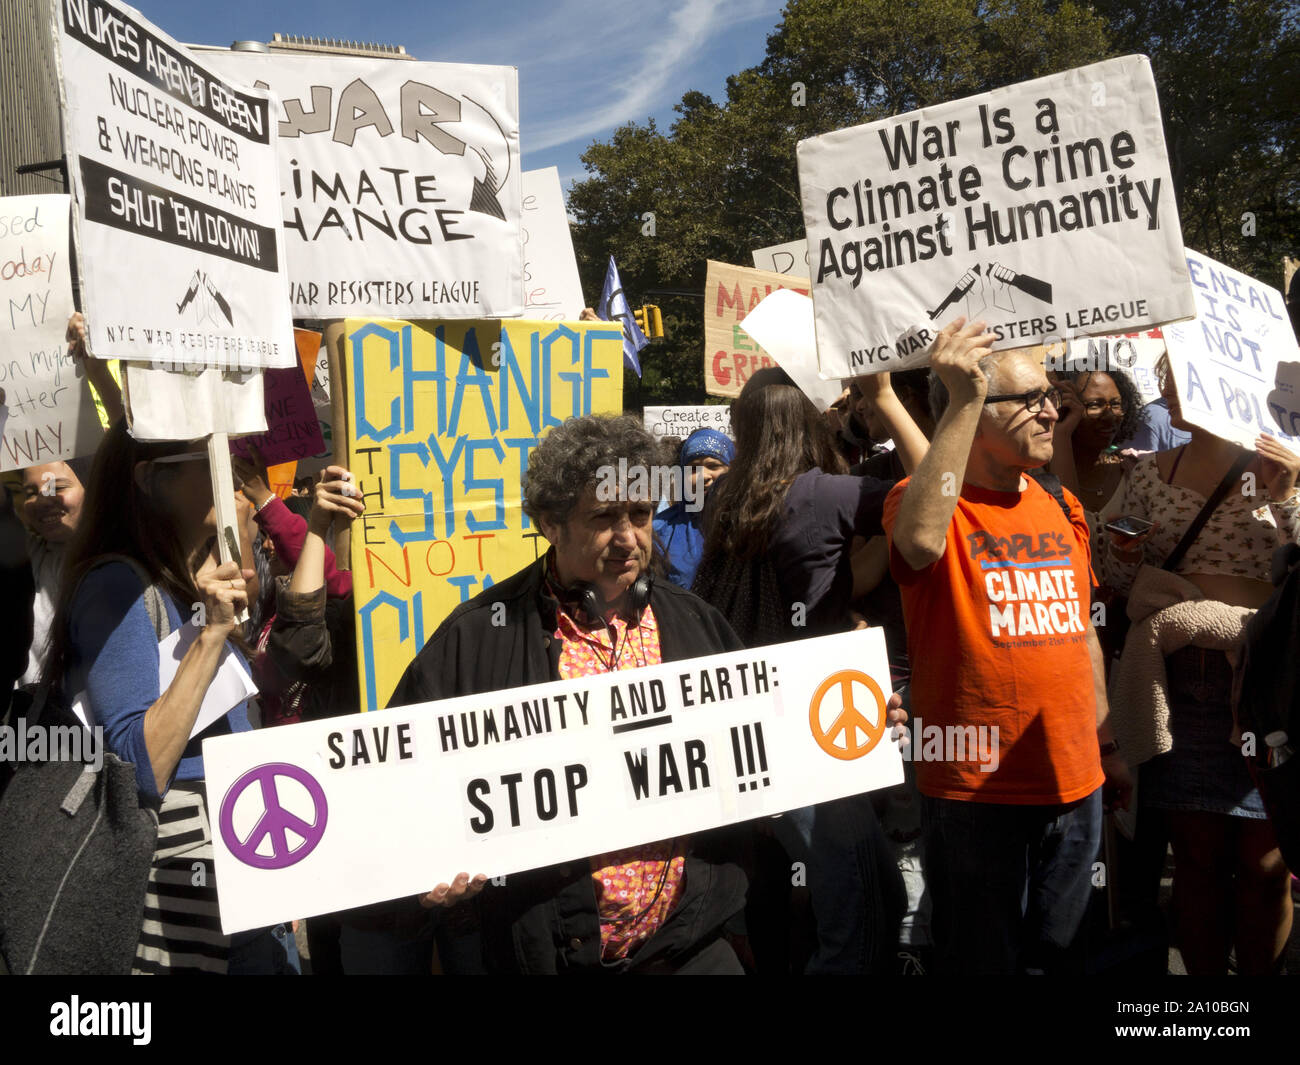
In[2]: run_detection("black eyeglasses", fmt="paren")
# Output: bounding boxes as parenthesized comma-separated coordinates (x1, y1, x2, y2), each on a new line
(983, 387, 1062, 413)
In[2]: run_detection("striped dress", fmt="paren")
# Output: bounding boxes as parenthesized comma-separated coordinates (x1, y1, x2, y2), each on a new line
(133, 782, 229, 974)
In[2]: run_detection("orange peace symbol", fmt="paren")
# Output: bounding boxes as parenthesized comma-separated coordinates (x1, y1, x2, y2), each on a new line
(809, 670, 888, 760)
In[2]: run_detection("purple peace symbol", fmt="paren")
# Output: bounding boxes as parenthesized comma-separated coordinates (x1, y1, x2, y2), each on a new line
(219, 763, 328, 870)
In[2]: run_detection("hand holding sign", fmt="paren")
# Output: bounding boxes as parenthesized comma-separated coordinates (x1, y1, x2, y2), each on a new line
(196, 549, 252, 639)
(420, 873, 489, 909)
(308, 466, 366, 536)
(930, 318, 998, 403)
(1253, 434, 1300, 502)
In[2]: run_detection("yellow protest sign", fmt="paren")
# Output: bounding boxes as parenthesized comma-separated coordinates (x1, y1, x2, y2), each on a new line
(345, 318, 624, 712)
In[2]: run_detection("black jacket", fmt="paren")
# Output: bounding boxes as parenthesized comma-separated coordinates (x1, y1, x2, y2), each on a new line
(388, 554, 749, 973)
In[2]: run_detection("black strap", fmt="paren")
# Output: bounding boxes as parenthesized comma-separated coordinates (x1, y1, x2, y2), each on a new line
(1162, 449, 1254, 572)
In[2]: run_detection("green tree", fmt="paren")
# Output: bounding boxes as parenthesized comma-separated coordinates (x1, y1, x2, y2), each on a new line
(569, 0, 1113, 408)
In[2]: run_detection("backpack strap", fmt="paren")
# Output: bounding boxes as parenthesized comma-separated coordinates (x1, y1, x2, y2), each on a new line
(1026, 468, 1073, 524)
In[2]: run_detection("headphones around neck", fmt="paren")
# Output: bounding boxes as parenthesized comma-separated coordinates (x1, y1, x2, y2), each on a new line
(559, 571, 653, 625)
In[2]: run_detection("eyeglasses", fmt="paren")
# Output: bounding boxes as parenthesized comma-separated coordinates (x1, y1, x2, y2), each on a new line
(1082, 399, 1126, 416)
(983, 387, 1062, 414)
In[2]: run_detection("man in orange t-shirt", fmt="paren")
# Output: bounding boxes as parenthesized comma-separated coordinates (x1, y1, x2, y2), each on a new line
(884, 319, 1132, 975)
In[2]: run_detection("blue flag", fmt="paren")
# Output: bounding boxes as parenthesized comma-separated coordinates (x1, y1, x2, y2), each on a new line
(598, 255, 648, 377)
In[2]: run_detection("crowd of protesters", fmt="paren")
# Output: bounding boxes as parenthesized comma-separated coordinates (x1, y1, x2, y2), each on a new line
(1, 310, 1298, 977)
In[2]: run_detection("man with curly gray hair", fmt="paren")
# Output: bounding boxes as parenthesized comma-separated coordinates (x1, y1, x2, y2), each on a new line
(387, 414, 750, 974)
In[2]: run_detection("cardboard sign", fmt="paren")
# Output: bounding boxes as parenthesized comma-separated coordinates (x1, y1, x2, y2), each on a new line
(1162, 249, 1300, 448)
(346, 318, 624, 712)
(704, 260, 809, 397)
(56, 0, 294, 369)
(797, 55, 1194, 377)
(752, 238, 811, 279)
(209, 51, 522, 320)
(522, 168, 585, 320)
(230, 328, 324, 466)
(0, 194, 103, 471)
(643, 405, 732, 440)
(202, 627, 903, 934)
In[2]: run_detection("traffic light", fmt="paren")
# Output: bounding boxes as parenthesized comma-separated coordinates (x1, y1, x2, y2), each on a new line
(633, 306, 648, 337)
(646, 304, 664, 339)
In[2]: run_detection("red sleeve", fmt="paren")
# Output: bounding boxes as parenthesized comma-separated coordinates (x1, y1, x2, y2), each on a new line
(255, 496, 353, 598)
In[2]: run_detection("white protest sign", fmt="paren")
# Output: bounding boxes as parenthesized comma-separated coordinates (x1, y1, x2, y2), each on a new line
(741, 288, 845, 411)
(203, 628, 902, 933)
(210, 51, 522, 320)
(122, 362, 266, 440)
(56, 0, 294, 370)
(752, 238, 810, 279)
(1162, 249, 1300, 448)
(522, 167, 585, 320)
(643, 405, 732, 440)
(797, 54, 1195, 378)
(0, 194, 103, 471)
(1045, 327, 1167, 402)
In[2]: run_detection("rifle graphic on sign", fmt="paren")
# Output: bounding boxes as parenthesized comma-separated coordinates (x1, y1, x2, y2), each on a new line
(177, 270, 234, 327)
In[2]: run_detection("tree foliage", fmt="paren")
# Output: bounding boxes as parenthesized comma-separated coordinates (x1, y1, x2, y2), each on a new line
(568, 0, 1298, 407)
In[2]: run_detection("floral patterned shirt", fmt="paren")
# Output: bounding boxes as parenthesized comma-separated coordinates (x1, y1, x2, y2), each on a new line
(1100, 453, 1300, 594)
(547, 578, 686, 961)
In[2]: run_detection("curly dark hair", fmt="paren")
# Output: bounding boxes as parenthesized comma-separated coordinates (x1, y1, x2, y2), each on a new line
(521, 414, 661, 526)
(1049, 365, 1147, 444)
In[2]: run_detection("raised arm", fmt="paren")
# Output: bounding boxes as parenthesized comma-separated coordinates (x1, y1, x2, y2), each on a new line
(853, 372, 929, 475)
(890, 319, 996, 570)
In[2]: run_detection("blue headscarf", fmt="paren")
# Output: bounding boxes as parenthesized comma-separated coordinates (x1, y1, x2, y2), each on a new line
(680, 427, 735, 468)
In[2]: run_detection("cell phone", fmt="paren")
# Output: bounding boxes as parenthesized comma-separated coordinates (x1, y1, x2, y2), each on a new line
(1104, 515, 1155, 539)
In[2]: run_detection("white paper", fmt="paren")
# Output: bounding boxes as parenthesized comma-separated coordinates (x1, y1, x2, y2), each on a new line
(522, 168, 585, 320)
(204, 629, 903, 933)
(123, 362, 267, 440)
(752, 238, 811, 279)
(209, 51, 523, 320)
(71, 622, 257, 741)
(741, 289, 845, 411)
(797, 55, 1195, 378)
(1162, 249, 1300, 449)
(56, 0, 294, 369)
(0, 193, 104, 471)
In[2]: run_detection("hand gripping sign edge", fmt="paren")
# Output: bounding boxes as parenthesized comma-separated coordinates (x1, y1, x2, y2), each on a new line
(809, 670, 888, 761)
(219, 762, 328, 871)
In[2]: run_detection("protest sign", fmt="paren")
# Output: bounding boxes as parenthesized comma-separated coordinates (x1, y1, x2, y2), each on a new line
(122, 363, 266, 440)
(522, 168, 585, 320)
(704, 260, 809, 397)
(55, 0, 293, 369)
(209, 51, 522, 320)
(1162, 249, 1300, 449)
(345, 318, 624, 712)
(0, 194, 103, 471)
(797, 55, 1194, 378)
(203, 627, 902, 933)
(643, 405, 732, 441)
(1043, 327, 1167, 402)
(741, 289, 845, 411)
(752, 238, 811, 279)
(230, 328, 324, 466)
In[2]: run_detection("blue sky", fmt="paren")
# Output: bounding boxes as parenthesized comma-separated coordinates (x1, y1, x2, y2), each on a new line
(131, 0, 787, 196)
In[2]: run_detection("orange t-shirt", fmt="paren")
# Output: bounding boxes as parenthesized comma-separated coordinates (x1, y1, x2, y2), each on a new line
(882, 477, 1104, 805)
